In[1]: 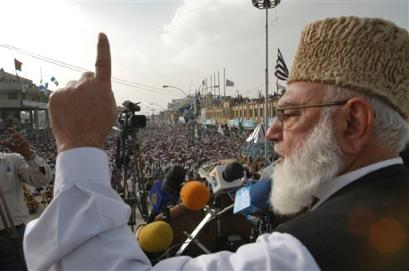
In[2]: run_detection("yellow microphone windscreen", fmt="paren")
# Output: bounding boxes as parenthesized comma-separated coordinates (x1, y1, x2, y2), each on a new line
(180, 181, 210, 210)
(138, 221, 173, 253)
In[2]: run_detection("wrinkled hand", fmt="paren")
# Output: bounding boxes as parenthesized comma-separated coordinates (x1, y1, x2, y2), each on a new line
(0, 128, 33, 158)
(48, 33, 117, 153)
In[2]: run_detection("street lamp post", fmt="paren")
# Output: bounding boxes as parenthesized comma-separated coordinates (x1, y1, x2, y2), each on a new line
(252, 0, 281, 164)
(162, 85, 189, 97)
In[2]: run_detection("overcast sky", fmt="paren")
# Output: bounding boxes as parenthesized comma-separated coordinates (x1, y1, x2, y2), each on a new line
(0, 0, 407, 115)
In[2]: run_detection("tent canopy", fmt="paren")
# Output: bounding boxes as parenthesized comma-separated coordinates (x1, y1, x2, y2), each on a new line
(245, 123, 266, 143)
(242, 123, 274, 160)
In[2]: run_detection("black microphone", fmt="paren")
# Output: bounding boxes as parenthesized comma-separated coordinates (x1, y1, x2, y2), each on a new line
(222, 162, 246, 183)
(163, 165, 186, 193)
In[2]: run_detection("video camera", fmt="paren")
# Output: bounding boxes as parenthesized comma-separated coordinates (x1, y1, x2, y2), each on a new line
(117, 100, 147, 135)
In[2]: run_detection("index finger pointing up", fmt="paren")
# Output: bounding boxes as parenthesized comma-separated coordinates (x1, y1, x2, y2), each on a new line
(95, 32, 111, 81)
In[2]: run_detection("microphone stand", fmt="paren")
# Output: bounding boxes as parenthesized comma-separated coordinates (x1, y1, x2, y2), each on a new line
(175, 203, 234, 256)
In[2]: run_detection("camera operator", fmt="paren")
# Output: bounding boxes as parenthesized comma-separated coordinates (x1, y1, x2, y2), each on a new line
(0, 128, 52, 270)
(24, 16, 409, 271)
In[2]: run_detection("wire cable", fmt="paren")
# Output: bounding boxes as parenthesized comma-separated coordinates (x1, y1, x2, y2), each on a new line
(0, 42, 184, 97)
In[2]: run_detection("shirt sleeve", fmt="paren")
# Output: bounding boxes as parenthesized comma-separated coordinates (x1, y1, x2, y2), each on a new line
(23, 148, 319, 271)
(15, 152, 52, 187)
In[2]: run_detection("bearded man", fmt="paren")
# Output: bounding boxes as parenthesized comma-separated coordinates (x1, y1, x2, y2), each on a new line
(23, 17, 407, 271)
(267, 17, 409, 270)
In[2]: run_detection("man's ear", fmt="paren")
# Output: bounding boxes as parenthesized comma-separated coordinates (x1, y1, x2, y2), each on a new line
(334, 97, 375, 156)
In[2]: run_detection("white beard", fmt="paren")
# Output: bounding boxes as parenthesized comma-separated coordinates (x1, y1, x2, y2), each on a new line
(270, 112, 344, 215)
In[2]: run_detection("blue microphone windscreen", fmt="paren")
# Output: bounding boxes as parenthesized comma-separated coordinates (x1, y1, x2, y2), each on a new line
(249, 178, 272, 209)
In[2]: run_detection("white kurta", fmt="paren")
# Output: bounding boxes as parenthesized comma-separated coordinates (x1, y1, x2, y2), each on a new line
(23, 148, 319, 271)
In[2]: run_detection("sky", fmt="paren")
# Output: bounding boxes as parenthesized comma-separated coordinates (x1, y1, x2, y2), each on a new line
(0, 0, 408, 115)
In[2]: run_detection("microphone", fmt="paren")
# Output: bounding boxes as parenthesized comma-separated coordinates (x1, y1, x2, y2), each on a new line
(222, 162, 245, 183)
(137, 221, 174, 253)
(146, 166, 186, 223)
(249, 178, 272, 209)
(163, 166, 186, 193)
(180, 181, 210, 210)
(233, 178, 272, 215)
(205, 162, 246, 195)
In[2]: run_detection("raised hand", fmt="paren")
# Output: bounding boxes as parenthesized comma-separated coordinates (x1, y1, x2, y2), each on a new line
(0, 128, 33, 158)
(48, 33, 117, 153)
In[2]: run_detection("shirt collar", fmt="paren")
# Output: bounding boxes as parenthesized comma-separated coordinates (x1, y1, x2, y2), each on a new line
(312, 157, 403, 210)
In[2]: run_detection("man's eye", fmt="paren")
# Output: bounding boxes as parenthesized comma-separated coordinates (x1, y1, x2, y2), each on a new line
(282, 110, 301, 120)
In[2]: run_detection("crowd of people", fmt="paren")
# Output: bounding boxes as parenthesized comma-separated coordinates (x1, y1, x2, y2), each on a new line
(137, 124, 254, 180)
(2, 121, 258, 184)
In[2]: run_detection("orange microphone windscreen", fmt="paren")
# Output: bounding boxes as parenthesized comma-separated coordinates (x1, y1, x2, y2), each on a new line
(180, 181, 210, 210)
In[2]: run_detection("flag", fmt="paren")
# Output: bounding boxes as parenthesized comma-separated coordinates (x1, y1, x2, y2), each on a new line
(226, 79, 234, 87)
(50, 76, 59, 86)
(274, 48, 289, 81)
(14, 58, 22, 71)
(38, 84, 47, 92)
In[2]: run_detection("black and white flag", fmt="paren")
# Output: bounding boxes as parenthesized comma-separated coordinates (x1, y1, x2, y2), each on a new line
(274, 48, 289, 81)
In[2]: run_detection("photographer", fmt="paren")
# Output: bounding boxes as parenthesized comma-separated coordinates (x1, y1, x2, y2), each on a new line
(0, 128, 52, 270)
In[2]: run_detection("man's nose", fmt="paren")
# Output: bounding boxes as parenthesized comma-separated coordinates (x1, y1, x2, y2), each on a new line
(266, 118, 283, 142)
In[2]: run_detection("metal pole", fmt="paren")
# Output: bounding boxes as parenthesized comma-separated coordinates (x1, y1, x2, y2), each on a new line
(218, 70, 220, 99)
(210, 75, 213, 95)
(264, 6, 269, 164)
(223, 68, 226, 98)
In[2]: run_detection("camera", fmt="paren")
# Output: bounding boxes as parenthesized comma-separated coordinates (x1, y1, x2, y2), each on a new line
(118, 100, 147, 134)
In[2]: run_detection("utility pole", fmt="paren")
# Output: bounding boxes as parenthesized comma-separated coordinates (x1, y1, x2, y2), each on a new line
(252, 0, 281, 164)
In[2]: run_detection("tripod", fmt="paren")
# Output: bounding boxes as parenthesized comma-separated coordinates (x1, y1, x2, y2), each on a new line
(116, 127, 149, 231)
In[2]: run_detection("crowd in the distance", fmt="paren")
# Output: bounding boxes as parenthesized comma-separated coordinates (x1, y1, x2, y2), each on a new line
(137, 124, 253, 180)
(1, 122, 266, 203)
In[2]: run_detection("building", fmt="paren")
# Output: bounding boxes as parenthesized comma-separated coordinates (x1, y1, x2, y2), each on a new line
(200, 94, 278, 129)
(152, 92, 280, 130)
(0, 69, 49, 130)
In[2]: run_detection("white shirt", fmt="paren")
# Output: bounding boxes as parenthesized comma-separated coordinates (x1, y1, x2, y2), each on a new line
(23, 148, 320, 271)
(0, 152, 52, 230)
